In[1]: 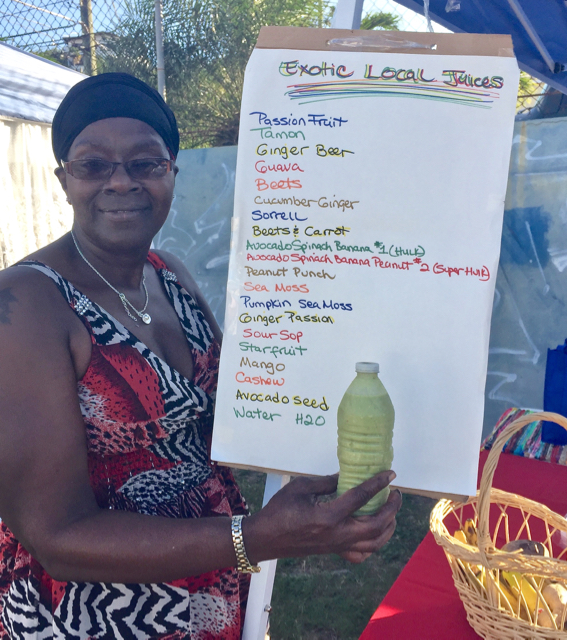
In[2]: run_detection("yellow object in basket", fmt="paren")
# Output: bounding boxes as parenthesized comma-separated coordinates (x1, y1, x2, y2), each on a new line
(463, 519, 478, 547)
(501, 571, 539, 617)
(453, 529, 468, 544)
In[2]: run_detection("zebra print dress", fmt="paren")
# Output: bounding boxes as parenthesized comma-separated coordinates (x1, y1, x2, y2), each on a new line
(0, 254, 249, 639)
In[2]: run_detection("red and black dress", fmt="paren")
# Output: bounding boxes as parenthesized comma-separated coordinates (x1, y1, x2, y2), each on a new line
(0, 253, 248, 639)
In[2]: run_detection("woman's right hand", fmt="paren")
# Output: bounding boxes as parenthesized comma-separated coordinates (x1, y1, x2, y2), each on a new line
(244, 470, 401, 565)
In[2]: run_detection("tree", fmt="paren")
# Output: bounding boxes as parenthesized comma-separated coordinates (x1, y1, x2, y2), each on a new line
(360, 11, 401, 31)
(102, 1, 401, 148)
(102, 0, 336, 148)
(516, 70, 542, 110)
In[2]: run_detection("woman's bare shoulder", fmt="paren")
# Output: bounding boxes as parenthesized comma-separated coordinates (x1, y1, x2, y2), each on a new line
(0, 261, 56, 304)
(1, 234, 79, 308)
(0, 258, 76, 337)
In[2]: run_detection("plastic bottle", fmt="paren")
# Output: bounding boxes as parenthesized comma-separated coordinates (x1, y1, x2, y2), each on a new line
(336, 362, 395, 515)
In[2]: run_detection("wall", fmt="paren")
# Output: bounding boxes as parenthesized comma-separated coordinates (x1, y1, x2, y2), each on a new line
(486, 116, 567, 435)
(0, 116, 72, 269)
(154, 146, 237, 329)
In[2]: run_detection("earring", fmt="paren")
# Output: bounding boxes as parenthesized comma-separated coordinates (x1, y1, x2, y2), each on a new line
(66, 197, 71, 204)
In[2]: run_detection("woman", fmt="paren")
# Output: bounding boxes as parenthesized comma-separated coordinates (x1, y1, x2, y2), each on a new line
(0, 73, 401, 639)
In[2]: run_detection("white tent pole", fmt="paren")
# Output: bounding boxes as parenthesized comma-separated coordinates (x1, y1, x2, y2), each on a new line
(242, 473, 290, 640)
(331, 0, 365, 29)
(506, 0, 557, 73)
(155, 0, 166, 100)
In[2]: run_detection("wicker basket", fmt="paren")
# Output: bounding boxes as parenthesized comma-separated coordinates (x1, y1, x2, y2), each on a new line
(430, 411, 567, 639)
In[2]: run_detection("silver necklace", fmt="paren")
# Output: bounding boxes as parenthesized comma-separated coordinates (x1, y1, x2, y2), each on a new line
(71, 231, 152, 325)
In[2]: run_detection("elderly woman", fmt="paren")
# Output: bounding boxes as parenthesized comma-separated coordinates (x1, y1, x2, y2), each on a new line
(0, 73, 401, 639)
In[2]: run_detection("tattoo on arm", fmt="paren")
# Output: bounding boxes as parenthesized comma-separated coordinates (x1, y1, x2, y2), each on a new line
(0, 288, 17, 325)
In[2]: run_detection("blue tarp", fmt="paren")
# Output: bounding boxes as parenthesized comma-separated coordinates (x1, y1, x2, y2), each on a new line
(393, 0, 567, 94)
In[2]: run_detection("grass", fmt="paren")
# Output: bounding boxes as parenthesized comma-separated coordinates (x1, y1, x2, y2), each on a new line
(234, 470, 435, 640)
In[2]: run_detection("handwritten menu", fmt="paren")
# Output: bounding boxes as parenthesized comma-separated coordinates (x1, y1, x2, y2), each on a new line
(211, 31, 519, 497)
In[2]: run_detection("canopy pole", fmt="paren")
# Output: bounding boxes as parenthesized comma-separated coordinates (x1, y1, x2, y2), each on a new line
(242, 473, 290, 640)
(155, 0, 166, 100)
(331, 0, 365, 29)
(80, 0, 97, 75)
(506, 0, 557, 74)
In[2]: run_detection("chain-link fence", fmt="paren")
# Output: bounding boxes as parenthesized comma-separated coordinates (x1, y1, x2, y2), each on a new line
(516, 79, 548, 114)
(362, 0, 448, 32)
(0, 0, 556, 116)
(0, 0, 121, 74)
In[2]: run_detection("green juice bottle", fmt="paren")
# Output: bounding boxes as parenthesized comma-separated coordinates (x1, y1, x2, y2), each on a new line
(337, 362, 395, 515)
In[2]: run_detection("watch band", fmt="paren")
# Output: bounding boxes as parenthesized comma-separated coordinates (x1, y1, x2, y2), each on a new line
(231, 515, 261, 574)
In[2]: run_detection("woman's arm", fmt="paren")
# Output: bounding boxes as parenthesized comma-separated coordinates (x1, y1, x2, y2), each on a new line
(0, 268, 399, 584)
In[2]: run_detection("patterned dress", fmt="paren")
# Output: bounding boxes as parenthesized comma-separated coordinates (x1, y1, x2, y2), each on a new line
(0, 254, 249, 639)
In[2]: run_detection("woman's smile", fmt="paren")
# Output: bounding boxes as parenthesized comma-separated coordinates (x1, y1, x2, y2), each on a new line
(102, 210, 146, 222)
(99, 205, 151, 220)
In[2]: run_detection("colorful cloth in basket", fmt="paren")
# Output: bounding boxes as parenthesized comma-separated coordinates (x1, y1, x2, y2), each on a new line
(482, 407, 567, 465)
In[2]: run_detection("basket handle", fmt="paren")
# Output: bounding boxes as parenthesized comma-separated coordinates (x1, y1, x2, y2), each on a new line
(477, 411, 567, 566)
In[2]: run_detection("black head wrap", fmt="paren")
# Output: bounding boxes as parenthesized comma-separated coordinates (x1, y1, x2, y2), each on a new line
(52, 72, 179, 164)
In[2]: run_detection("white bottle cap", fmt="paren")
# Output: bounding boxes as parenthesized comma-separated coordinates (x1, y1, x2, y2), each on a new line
(355, 362, 379, 373)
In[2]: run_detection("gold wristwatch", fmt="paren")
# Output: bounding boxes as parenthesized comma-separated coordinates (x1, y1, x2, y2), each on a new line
(231, 515, 261, 574)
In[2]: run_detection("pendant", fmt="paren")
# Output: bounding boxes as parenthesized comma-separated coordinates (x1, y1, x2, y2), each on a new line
(141, 313, 152, 324)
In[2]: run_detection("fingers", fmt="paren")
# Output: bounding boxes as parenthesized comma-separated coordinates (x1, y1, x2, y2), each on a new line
(339, 516, 398, 562)
(382, 487, 403, 512)
(370, 518, 397, 551)
(339, 550, 373, 564)
(355, 486, 402, 511)
(333, 470, 396, 517)
(389, 488, 403, 504)
(350, 517, 398, 552)
(351, 487, 401, 522)
(287, 474, 339, 497)
(338, 490, 401, 557)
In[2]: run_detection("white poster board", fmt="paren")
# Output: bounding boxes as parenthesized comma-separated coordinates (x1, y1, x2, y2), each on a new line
(211, 28, 519, 499)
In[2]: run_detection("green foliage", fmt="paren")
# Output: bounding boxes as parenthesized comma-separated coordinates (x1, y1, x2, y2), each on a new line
(33, 48, 68, 65)
(360, 11, 401, 31)
(518, 70, 540, 95)
(517, 70, 544, 112)
(101, 1, 401, 148)
(101, 0, 335, 148)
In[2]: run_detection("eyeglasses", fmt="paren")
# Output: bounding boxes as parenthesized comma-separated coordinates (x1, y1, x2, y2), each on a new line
(63, 157, 174, 181)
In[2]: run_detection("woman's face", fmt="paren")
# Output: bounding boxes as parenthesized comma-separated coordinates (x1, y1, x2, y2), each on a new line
(56, 117, 177, 252)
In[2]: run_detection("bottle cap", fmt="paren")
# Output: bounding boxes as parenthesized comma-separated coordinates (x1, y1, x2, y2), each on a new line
(355, 362, 379, 373)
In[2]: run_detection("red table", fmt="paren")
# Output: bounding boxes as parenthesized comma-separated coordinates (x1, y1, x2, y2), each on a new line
(361, 451, 567, 639)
